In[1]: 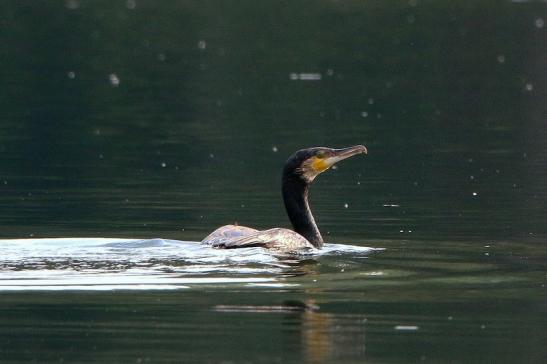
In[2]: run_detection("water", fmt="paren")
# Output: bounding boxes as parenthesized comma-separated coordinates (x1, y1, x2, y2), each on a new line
(1, 0, 547, 363)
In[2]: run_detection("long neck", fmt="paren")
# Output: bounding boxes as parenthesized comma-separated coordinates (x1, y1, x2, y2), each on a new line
(282, 176, 324, 248)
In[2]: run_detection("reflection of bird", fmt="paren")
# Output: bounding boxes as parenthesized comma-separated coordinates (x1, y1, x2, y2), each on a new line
(201, 145, 367, 252)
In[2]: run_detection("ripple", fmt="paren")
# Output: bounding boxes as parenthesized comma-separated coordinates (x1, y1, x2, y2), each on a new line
(0, 238, 377, 291)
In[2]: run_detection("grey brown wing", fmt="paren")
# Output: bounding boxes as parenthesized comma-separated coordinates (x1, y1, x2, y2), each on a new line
(201, 225, 259, 246)
(213, 228, 315, 252)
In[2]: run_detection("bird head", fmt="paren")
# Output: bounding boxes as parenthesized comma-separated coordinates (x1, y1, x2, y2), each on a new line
(284, 145, 368, 183)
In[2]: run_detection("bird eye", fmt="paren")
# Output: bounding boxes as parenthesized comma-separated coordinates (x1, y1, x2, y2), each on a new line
(316, 151, 327, 158)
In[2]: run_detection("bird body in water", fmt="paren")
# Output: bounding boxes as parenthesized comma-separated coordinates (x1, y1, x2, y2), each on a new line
(201, 145, 367, 252)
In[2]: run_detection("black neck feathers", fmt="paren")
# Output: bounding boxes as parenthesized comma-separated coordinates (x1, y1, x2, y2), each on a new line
(281, 170, 324, 248)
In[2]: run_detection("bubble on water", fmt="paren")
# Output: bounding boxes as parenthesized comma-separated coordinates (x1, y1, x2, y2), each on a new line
(399, 230, 404, 233)
(108, 73, 120, 87)
(497, 55, 505, 63)
(480, 324, 486, 330)
(361, 111, 368, 118)
(161, 162, 167, 168)
(368, 98, 375, 105)
(65, 0, 80, 10)
(209, 153, 214, 158)
(472, 192, 478, 196)
(157, 53, 166, 61)
(357, 181, 361, 185)
(289, 73, 322, 81)
(3, 181, 7, 185)
(470, 175, 475, 180)
(394, 325, 419, 331)
(272, 146, 278, 152)
(535, 17, 544, 28)
(126, 0, 136, 9)
(67, 71, 76, 79)
(344, 203, 349, 208)
(525, 83, 533, 91)
(198, 40, 207, 50)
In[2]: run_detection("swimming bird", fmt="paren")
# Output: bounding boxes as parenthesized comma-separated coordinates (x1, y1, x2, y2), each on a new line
(201, 145, 367, 252)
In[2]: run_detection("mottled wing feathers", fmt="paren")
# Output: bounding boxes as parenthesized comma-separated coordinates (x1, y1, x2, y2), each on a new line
(201, 225, 259, 246)
(204, 227, 315, 251)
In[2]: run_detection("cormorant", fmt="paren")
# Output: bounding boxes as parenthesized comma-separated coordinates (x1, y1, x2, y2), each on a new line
(201, 145, 367, 251)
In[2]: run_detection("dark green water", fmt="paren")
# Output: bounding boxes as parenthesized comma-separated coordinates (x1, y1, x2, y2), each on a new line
(1, 1, 547, 363)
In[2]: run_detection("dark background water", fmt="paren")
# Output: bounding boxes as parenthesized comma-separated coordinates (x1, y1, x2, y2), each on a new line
(1, 1, 546, 363)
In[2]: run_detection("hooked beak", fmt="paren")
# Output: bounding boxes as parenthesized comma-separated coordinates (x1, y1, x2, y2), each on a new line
(324, 145, 368, 167)
(311, 145, 367, 173)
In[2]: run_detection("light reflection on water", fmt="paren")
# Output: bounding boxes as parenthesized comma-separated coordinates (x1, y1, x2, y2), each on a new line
(0, 238, 377, 291)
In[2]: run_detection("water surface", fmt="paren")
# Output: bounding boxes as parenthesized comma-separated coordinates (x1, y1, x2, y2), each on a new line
(1, 0, 546, 363)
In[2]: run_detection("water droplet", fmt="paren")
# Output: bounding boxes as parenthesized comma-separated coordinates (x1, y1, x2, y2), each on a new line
(67, 71, 76, 79)
(108, 73, 120, 87)
(535, 17, 544, 28)
(470, 175, 475, 180)
(161, 162, 167, 168)
(472, 192, 478, 196)
(272, 146, 278, 152)
(525, 83, 533, 91)
(361, 111, 368, 117)
(368, 98, 375, 105)
(357, 181, 361, 185)
(126, 0, 136, 9)
(209, 153, 214, 158)
(497, 55, 505, 63)
(344, 203, 349, 208)
(480, 324, 486, 330)
(157, 53, 166, 61)
(198, 40, 207, 50)
(399, 230, 404, 233)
